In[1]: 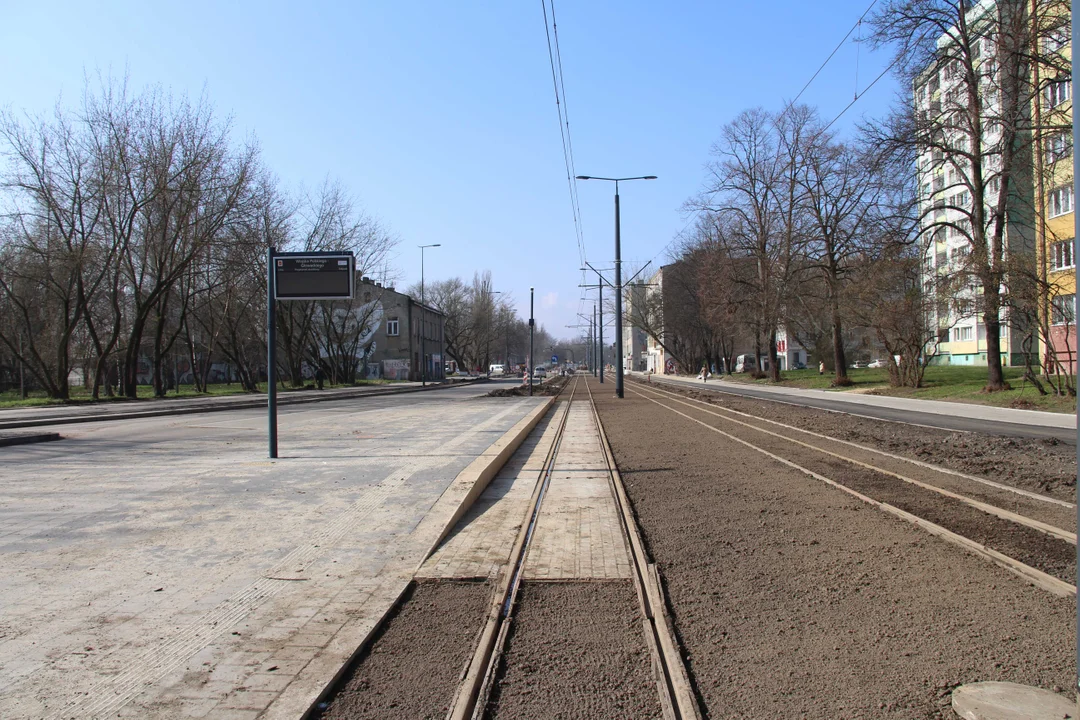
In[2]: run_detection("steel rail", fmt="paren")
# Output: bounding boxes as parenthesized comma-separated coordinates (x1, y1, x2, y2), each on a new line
(639, 377, 1074, 510)
(626, 383, 1074, 598)
(631, 382, 1075, 544)
(585, 377, 702, 720)
(446, 376, 579, 720)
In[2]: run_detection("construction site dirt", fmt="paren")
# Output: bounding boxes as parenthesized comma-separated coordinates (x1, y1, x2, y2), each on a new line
(644, 378, 1076, 500)
(593, 387, 1074, 719)
(486, 581, 660, 720)
(315, 580, 489, 720)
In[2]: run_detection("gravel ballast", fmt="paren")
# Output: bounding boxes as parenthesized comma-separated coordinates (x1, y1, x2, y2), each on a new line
(316, 580, 489, 720)
(594, 384, 1074, 719)
(487, 581, 660, 719)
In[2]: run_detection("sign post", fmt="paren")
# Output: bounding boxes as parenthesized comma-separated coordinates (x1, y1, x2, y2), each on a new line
(267, 250, 355, 458)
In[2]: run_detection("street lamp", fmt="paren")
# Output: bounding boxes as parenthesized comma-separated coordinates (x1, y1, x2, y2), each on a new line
(419, 243, 441, 386)
(576, 175, 657, 398)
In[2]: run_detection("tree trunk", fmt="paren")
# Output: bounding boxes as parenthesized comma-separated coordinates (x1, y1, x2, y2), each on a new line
(832, 313, 850, 386)
(768, 328, 780, 382)
(983, 286, 1010, 391)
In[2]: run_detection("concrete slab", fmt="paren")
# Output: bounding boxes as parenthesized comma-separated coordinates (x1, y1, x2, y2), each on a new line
(952, 682, 1074, 720)
(417, 403, 568, 580)
(0, 388, 546, 719)
(523, 402, 631, 580)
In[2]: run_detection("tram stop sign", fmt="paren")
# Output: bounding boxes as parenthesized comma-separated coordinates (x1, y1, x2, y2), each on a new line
(274, 253, 354, 300)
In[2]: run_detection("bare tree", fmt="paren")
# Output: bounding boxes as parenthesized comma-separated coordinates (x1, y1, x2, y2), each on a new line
(870, 0, 1070, 391)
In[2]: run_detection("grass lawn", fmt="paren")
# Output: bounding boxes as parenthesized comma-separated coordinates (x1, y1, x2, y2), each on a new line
(0, 378, 401, 409)
(716, 365, 1076, 413)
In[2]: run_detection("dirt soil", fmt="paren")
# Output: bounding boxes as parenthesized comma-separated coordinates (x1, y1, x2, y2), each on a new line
(593, 381, 1074, 719)
(316, 580, 489, 720)
(642, 378, 1076, 500)
(486, 581, 660, 720)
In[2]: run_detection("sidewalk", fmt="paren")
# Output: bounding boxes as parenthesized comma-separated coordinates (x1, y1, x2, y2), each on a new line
(0, 390, 549, 720)
(632, 371, 1076, 431)
(0, 378, 481, 430)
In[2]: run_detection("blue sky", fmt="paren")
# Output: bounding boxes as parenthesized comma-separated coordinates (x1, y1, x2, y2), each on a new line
(1, 1, 900, 340)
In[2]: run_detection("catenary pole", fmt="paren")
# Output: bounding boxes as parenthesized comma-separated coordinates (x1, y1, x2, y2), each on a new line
(615, 182, 624, 397)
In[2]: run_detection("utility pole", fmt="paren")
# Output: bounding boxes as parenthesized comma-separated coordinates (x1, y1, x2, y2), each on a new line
(529, 287, 535, 396)
(581, 266, 612, 384)
(614, 186, 623, 397)
(576, 175, 656, 397)
(593, 303, 599, 378)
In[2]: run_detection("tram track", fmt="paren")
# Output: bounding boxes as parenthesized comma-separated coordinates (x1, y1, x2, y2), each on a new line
(445, 375, 700, 720)
(626, 379, 1075, 598)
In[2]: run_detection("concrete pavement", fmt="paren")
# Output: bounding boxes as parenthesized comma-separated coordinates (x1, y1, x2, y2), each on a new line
(0, 385, 546, 719)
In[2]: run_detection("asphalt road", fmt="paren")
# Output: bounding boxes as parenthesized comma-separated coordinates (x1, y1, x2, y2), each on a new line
(645, 375, 1077, 444)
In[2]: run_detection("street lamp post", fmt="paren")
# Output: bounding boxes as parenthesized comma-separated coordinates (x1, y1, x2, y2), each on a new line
(577, 175, 656, 398)
(419, 243, 441, 386)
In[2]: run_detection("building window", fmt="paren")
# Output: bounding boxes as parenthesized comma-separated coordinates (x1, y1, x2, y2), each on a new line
(1045, 132, 1072, 164)
(387, 318, 399, 336)
(1049, 185, 1074, 217)
(947, 191, 970, 208)
(953, 326, 974, 342)
(1044, 28, 1069, 54)
(1052, 294, 1076, 325)
(1045, 79, 1071, 109)
(1051, 239, 1075, 270)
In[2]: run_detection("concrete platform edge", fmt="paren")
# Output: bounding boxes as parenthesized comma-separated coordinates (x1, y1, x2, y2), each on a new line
(0, 432, 62, 447)
(265, 395, 555, 720)
(0, 379, 485, 431)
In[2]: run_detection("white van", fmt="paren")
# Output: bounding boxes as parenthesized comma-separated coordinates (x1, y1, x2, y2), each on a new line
(489, 364, 506, 377)
(734, 354, 757, 373)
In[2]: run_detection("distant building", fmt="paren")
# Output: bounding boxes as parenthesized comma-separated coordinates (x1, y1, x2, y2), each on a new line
(356, 278, 446, 382)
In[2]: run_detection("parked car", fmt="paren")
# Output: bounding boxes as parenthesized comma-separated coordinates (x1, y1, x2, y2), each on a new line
(792, 360, 807, 370)
(851, 360, 866, 369)
(867, 359, 885, 369)
(489, 363, 506, 377)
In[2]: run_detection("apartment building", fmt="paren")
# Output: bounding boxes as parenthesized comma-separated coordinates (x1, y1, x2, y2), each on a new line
(913, 0, 1036, 367)
(1032, 14, 1076, 372)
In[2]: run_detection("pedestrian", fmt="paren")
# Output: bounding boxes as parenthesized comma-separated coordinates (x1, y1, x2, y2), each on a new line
(700, 363, 709, 383)
(818, 360, 825, 376)
(315, 366, 325, 390)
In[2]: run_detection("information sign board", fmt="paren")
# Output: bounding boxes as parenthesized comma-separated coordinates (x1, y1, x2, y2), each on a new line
(274, 253, 354, 300)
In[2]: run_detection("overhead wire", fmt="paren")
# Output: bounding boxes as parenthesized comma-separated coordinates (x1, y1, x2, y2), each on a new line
(642, 0, 886, 270)
(539, 0, 592, 321)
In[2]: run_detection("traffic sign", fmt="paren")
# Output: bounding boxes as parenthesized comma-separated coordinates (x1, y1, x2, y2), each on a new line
(551, 355, 558, 364)
(274, 253, 354, 300)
